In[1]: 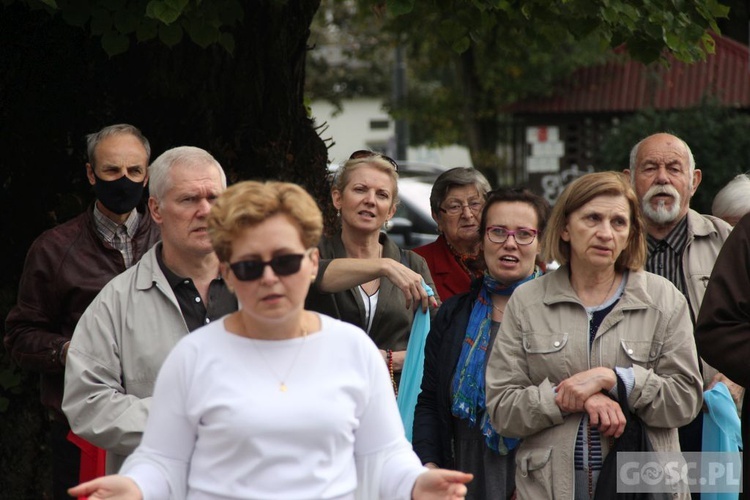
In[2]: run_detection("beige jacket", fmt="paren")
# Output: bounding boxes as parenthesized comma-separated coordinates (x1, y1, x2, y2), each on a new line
(682, 210, 731, 322)
(63, 245, 191, 473)
(486, 267, 703, 500)
(682, 210, 732, 385)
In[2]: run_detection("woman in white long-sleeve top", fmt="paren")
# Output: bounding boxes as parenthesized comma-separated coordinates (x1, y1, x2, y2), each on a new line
(485, 172, 703, 500)
(69, 180, 472, 500)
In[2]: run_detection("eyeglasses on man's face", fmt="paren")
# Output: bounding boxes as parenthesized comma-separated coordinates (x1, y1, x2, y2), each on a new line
(349, 150, 399, 172)
(485, 226, 538, 245)
(228, 249, 312, 281)
(439, 200, 484, 216)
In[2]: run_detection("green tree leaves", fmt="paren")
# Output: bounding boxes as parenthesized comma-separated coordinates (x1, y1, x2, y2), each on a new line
(145, 0, 188, 25)
(596, 102, 750, 214)
(14, 0, 243, 55)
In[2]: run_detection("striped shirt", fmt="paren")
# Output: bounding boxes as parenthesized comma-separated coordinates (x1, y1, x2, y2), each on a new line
(574, 300, 618, 473)
(645, 215, 689, 299)
(93, 204, 140, 268)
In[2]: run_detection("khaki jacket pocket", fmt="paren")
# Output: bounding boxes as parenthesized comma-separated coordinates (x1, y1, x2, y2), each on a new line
(516, 446, 554, 499)
(523, 332, 569, 382)
(619, 339, 663, 368)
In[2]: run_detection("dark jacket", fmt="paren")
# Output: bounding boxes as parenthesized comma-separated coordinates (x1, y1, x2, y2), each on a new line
(695, 213, 750, 498)
(412, 280, 480, 468)
(413, 235, 474, 302)
(305, 231, 437, 352)
(4, 205, 161, 415)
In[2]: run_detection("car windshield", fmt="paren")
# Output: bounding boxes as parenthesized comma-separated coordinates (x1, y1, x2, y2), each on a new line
(396, 178, 434, 223)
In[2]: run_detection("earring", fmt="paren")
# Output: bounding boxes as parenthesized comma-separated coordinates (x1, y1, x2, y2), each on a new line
(336, 209, 341, 218)
(310, 274, 317, 283)
(383, 219, 393, 231)
(227, 284, 235, 294)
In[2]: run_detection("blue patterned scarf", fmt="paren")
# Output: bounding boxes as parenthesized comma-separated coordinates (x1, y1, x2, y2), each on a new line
(450, 267, 543, 454)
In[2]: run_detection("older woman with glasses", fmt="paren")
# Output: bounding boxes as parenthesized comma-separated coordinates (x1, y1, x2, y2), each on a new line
(413, 188, 550, 499)
(306, 152, 437, 388)
(69, 180, 472, 500)
(413, 168, 492, 301)
(485, 172, 702, 499)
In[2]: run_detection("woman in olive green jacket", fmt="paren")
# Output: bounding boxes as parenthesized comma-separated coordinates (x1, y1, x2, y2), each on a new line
(305, 152, 437, 385)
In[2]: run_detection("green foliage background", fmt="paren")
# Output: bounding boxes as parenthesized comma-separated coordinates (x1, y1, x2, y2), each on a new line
(595, 102, 750, 214)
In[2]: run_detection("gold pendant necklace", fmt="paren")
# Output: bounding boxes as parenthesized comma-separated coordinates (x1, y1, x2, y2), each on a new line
(249, 327, 308, 392)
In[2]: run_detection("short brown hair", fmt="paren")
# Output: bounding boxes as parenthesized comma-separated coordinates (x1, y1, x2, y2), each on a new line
(208, 181, 323, 262)
(542, 171, 646, 272)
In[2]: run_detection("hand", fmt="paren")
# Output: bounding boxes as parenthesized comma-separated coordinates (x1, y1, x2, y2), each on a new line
(708, 373, 745, 409)
(392, 349, 406, 372)
(68, 475, 142, 499)
(584, 392, 626, 438)
(379, 349, 407, 373)
(412, 469, 473, 499)
(555, 367, 617, 413)
(381, 259, 438, 312)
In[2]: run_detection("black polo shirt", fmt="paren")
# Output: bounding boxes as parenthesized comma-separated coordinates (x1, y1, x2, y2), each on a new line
(156, 246, 237, 332)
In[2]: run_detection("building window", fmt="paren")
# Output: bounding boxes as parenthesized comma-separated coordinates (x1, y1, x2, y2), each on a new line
(369, 119, 390, 130)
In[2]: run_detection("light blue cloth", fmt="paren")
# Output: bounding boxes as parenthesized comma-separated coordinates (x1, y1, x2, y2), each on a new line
(701, 382, 742, 500)
(397, 282, 434, 441)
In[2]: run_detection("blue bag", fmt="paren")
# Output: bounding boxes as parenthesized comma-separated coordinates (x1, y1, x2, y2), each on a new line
(397, 282, 434, 441)
(701, 382, 742, 500)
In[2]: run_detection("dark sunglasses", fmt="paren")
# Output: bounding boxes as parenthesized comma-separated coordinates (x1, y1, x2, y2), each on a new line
(228, 251, 310, 281)
(349, 150, 399, 172)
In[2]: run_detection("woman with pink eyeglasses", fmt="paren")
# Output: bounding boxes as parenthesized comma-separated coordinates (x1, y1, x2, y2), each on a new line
(413, 187, 550, 499)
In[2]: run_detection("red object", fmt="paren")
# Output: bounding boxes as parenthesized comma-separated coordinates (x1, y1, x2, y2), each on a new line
(507, 34, 750, 113)
(67, 432, 106, 500)
(413, 235, 477, 301)
(537, 126, 548, 142)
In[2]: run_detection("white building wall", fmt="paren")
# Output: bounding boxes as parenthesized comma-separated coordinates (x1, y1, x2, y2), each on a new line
(310, 98, 472, 168)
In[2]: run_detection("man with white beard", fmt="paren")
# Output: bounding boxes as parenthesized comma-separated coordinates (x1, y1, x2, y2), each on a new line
(624, 133, 734, 475)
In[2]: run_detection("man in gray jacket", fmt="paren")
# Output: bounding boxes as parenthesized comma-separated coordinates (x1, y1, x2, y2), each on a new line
(62, 146, 237, 474)
(624, 132, 734, 465)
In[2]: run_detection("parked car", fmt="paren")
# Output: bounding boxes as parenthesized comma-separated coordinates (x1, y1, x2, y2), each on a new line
(388, 176, 438, 249)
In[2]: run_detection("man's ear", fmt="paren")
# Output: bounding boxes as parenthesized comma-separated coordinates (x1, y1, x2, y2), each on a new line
(86, 163, 96, 186)
(691, 169, 702, 195)
(148, 197, 162, 225)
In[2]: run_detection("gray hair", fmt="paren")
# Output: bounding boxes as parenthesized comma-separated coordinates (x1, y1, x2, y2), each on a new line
(86, 124, 151, 166)
(712, 173, 750, 223)
(628, 133, 696, 184)
(148, 146, 227, 202)
(429, 167, 492, 215)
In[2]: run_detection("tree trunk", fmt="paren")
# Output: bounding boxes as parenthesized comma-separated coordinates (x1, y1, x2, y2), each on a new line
(0, 2, 327, 496)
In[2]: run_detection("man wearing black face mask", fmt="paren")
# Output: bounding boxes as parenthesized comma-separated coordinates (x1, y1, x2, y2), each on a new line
(4, 123, 161, 499)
